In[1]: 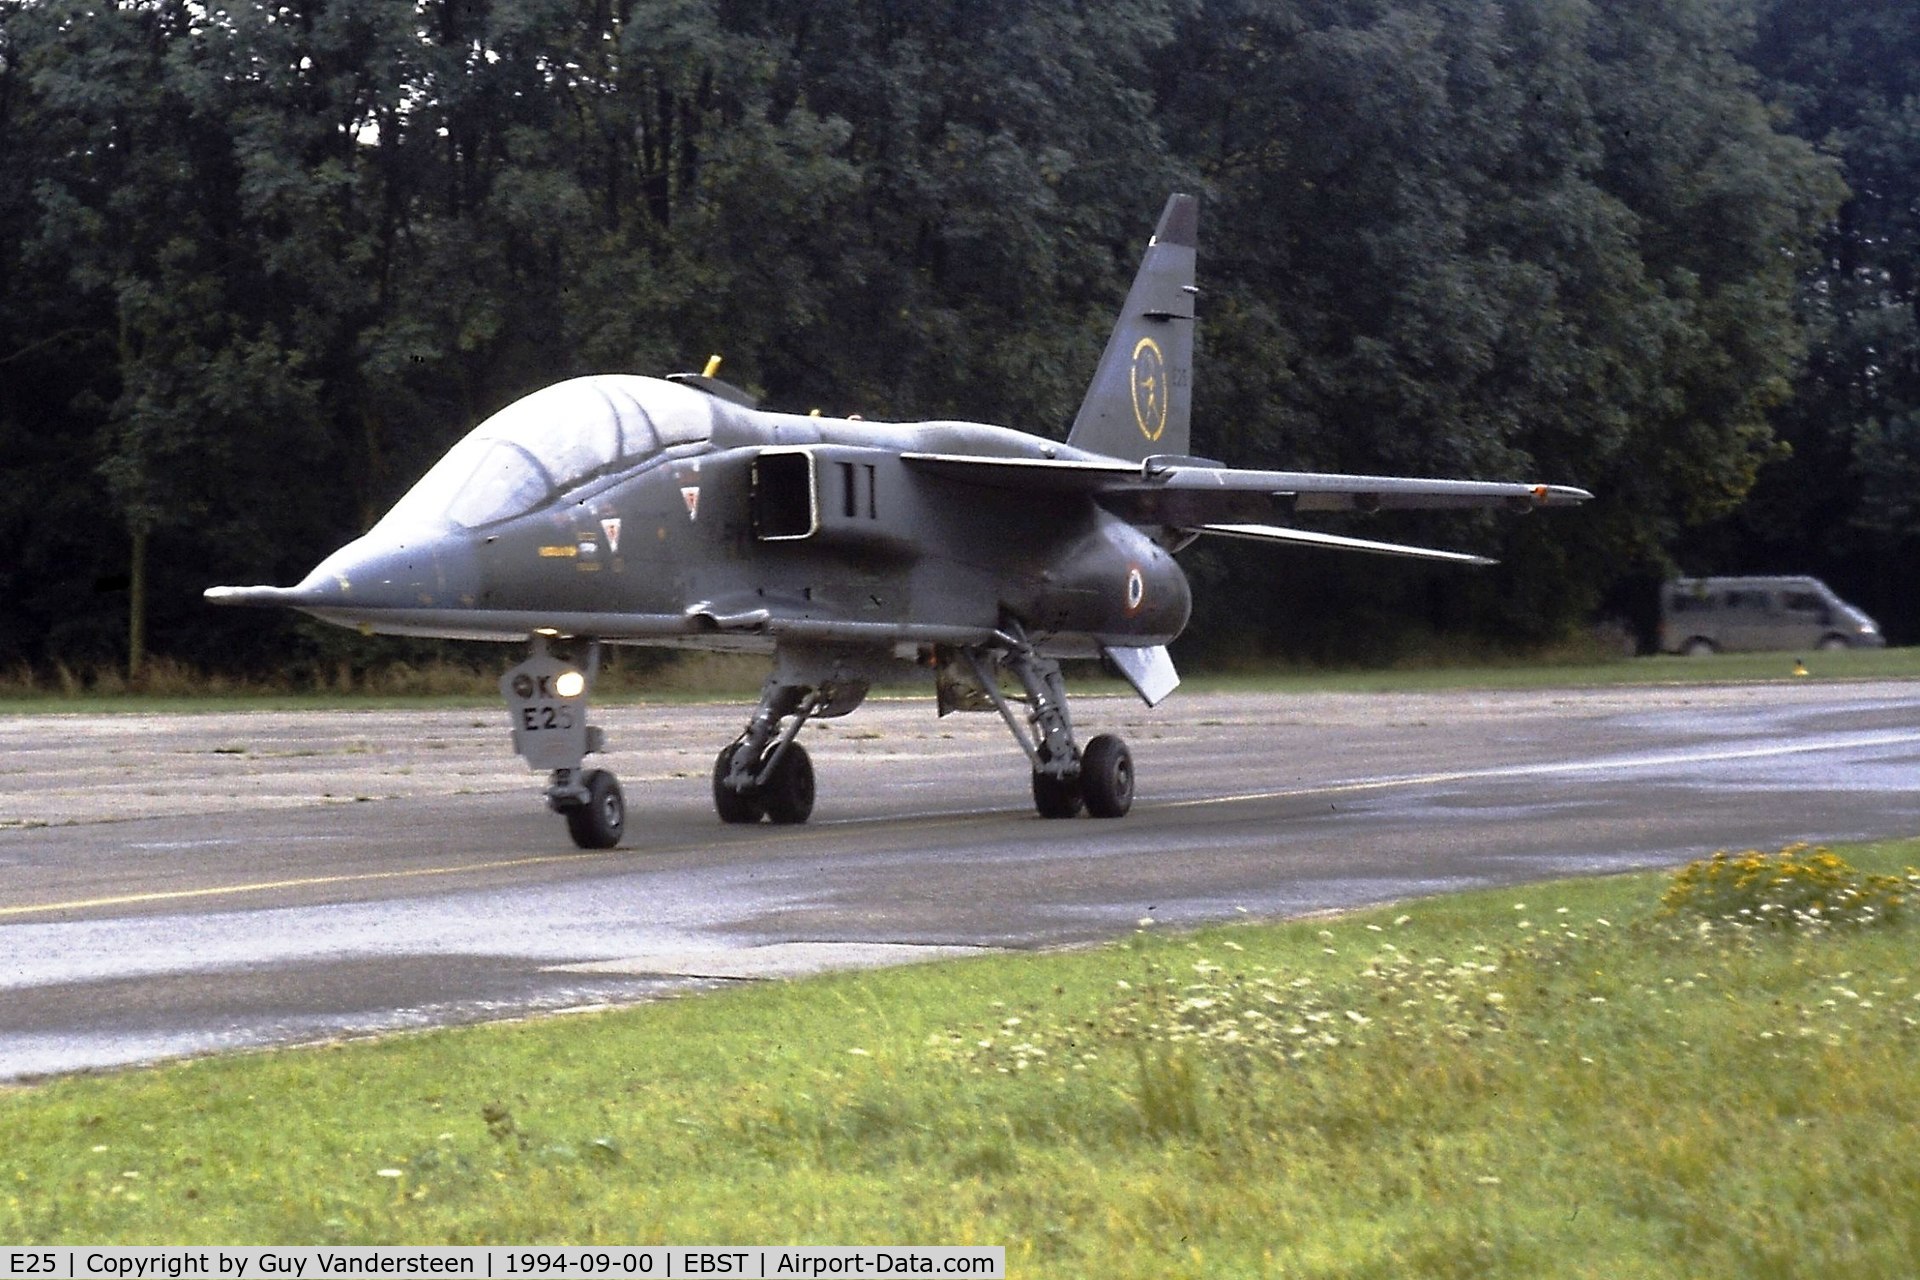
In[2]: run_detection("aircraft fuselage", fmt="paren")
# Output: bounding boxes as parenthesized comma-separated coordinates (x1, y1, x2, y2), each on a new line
(243, 395, 1192, 661)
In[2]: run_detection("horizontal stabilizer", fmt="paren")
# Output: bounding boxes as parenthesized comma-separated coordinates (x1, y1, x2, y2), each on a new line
(1152, 466, 1592, 511)
(1194, 523, 1496, 566)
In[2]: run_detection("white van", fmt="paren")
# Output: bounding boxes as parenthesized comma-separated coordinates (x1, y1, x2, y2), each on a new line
(1659, 576, 1884, 655)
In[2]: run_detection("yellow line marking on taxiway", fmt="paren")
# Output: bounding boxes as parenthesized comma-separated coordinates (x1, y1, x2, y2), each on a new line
(0, 851, 615, 920)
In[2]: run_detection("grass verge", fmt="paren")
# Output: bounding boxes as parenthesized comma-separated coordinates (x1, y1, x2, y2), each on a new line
(5, 840, 1920, 1275)
(0, 652, 782, 713)
(1187, 643, 1920, 693)
(4, 646, 1918, 715)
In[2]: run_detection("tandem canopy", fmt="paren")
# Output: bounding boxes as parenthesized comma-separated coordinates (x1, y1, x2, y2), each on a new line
(379, 375, 716, 531)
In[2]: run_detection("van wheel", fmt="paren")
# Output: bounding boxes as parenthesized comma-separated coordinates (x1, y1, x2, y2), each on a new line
(1817, 635, 1849, 652)
(1683, 638, 1716, 657)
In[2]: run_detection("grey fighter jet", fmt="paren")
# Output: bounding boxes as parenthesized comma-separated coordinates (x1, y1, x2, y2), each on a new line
(209, 195, 1589, 849)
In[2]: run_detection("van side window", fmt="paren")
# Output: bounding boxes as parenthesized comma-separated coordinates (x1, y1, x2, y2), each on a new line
(1723, 589, 1770, 611)
(1780, 591, 1824, 614)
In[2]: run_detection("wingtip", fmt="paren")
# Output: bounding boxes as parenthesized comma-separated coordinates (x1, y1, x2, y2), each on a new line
(1533, 484, 1595, 507)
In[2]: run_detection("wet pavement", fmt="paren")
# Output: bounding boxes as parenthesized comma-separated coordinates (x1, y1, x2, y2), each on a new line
(3, 681, 1918, 1079)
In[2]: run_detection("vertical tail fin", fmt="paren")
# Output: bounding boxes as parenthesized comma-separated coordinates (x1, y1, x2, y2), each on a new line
(1066, 194, 1197, 462)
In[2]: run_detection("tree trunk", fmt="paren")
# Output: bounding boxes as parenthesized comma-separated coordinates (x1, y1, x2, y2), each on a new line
(128, 523, 147, 685)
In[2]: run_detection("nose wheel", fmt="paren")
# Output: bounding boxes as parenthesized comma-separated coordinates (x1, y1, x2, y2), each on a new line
(561, 768, 626, 849)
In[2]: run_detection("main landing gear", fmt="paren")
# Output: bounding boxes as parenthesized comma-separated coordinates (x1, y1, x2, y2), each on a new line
(706, 629, 1133, 827)
(712, 686, 818, 826)
(948, 621, 1134, 820)
(501, 635, 625, 849)
(711, 648, 875, 826)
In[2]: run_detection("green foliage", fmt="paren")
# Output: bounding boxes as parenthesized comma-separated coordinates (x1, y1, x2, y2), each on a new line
(0, 0, 1869, 673)
(1692, 0, 1920, 643)
(1169, 0, 1842, 655)
(1663, 843, 1917, 930)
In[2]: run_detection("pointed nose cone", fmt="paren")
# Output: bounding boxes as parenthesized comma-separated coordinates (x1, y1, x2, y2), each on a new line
(304, 527, 479, 609)
(206, 525, 479, 621)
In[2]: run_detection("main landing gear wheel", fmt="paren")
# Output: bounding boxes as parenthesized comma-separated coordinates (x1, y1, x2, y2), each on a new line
(762, 743, 815, 825)
(1032, 769, 1083, 819)
(563, 768, 625, 849)
(713, 743, 767, 824)
(713, 742, 816, 825)
(1079, 734, 1134, 818)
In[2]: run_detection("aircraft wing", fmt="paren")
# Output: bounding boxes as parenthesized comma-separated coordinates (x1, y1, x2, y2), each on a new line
(899, 452, 1592, 512)
(901, 451, 1587, 565)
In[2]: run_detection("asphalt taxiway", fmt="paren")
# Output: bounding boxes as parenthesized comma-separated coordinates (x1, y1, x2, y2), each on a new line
(4, 681, 1919, 1079)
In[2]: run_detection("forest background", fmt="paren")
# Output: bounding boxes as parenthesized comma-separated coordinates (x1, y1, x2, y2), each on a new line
(1, 0, 1916, 684)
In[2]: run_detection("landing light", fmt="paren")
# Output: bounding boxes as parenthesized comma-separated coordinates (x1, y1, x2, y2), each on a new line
(555, 670, 587, 699)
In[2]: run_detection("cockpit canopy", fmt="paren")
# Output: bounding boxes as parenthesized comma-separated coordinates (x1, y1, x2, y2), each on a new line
(378, 375, 716, 530)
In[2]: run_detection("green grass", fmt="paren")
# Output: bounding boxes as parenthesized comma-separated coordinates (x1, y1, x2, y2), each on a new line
(0, 652, 780, 713)
(1184, 643, 1920, 693)
(5, 646, 1917, 715)
(5, 841, 1919, 1274)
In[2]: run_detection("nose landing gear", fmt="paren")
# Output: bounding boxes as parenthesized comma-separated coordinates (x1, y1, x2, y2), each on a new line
(563, 767, 626, 849)
(501, 635, 624, 849)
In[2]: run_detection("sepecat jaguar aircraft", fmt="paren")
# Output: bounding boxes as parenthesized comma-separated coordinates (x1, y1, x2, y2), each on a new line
(209, 194, 1590, 848)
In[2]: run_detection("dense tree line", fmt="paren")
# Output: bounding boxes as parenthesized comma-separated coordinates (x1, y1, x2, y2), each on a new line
(1690, 0, 1920, 648)
(0, 0, 1896, 680)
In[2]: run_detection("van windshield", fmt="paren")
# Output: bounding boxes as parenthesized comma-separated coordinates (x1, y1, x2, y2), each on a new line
(377, 376, 715, 530)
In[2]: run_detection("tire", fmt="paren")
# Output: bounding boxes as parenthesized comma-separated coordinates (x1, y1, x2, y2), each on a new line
(1682, 638, 1716, 657)
(1817, 635, 1849, 652)
(761, 743, 815, 825)
(1080, 734, 1134, 819)
(1032, 768, 1083, 819)
(712, 743, 765, 824)
(564, 769, 625, 849)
